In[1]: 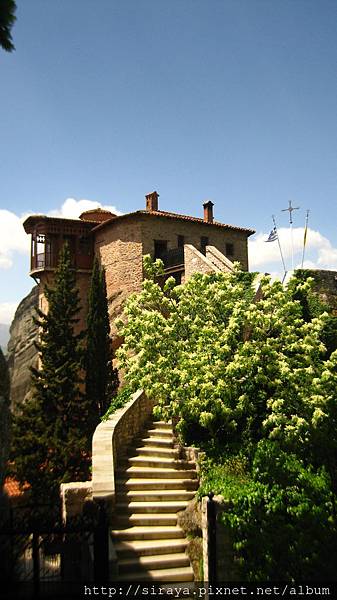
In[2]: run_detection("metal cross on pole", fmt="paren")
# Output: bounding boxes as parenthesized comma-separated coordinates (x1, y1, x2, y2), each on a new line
(282, 200, 300, 271)
(282, 200, 300, 225)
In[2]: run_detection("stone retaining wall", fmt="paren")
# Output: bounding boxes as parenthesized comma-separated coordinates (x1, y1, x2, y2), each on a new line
(61, 390, 155, 523)
(202, 494, 238, 581)
(92, 389, 155, 509)
(206, 246, 234, 272)
(184, 244, 220, 282)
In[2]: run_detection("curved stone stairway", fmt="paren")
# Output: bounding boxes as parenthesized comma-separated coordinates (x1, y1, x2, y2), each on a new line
(111, 420, 198, 581)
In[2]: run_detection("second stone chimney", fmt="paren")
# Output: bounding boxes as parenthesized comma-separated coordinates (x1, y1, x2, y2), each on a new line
(203, 200, 214, 224)
(145, 191, 159, 212)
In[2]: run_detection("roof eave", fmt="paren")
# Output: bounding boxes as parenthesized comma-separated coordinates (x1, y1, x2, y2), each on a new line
(93, 210, 255, 235)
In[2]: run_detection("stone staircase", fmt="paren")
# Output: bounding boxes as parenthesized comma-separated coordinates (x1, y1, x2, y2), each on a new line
(111, 420, 198, 581)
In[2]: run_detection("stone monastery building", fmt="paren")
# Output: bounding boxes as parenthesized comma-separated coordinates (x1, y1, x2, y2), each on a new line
(23, 191, 255, 340)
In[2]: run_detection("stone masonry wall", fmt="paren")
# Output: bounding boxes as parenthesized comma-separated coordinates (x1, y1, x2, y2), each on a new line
(206, 245, 234, 272)
(94, 220, 143, 341)
(140, 214, 249, 269)
(184, 244, 220, 282)
(38, 270, 91, 335)
(202, 495, 239, 581)
(92, 390, 155, 510)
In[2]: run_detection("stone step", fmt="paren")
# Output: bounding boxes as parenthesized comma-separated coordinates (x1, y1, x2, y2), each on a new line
(131, 446, 178, 458)
(116, 489, 195, 502)
(113, 513, 178, 527)
(114, 538, 188, 558)
(117, 566, 194, 582)
(116, 478, 199, 491)
(116, 466, 198, 479)
(126, 456, 194, 469)
(111, 526, 184, 541)
(147, 429, 173, 438)
(152, 421, 172, 429)
(115, 500, 189, 514)
(118, 552, 190, 573)
(112, 420, 196, 583)
(140, 437, 174, 447)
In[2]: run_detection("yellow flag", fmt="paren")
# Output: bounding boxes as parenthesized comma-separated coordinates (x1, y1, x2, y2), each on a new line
(303, 224, 308, 247)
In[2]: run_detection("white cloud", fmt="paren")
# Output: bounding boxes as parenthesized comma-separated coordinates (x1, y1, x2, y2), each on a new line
(48, 198, 123, 219)
(249, 227, 337, 274)
(0, 301, 18, 325)
(0, 210, 30, 269)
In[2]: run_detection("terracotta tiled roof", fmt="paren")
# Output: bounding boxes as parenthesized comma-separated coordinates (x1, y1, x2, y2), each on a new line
(4, 477, 30, 498)
(93, 209, 255, 235)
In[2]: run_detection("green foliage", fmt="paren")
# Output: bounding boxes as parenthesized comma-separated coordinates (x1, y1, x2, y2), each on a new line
(117, 262, 327, 455)
(0, 0, 16, 52)
(11, 243, 92, 502)
(308, 349, 337, 495)
(197, 456, 250, 501)
(102, 383, 134, 420)
(85, 258, 119, 423)
(117, 259, 337, 580)
(288, 269, 337, 358)
(222, 441, 337, 581)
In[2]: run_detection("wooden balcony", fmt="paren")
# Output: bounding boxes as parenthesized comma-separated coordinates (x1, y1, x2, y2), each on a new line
(30, 249, 93, 274)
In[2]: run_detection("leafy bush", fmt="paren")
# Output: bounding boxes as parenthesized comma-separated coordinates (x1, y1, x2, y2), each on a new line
(116, 258, 337, 580)
(197, 456, 250, 501)
(102, 383, 134, 420)
(223, 441, 337, 581)
(117, 260, 328, 456)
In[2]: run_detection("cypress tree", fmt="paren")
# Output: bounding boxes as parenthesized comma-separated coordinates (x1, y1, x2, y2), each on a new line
(0, 348, 10, 490)
(0, 1, 16, 52)
(85, 257, 119, 422)
(11, 243, 92, 502)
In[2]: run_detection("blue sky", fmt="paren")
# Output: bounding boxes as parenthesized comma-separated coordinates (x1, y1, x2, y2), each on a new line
(1, 0, 337, 324)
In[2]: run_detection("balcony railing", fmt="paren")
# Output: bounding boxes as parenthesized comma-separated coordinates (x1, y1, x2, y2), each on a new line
(31, 252, 92, 272)
(33, 252, 58, 270)
(159, 247, 184, 270)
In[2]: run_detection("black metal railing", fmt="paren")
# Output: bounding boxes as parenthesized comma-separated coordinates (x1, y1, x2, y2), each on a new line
(159, 247, 184, 269)
(0, 501, 109, 593)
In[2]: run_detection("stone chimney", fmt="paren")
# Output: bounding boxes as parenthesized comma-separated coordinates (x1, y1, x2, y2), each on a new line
(203, 200, 214, 224)
(145, 191, 159, 212)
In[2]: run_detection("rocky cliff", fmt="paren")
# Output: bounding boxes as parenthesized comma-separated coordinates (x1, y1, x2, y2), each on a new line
(7, 286, 39, 411)
(0, 324, 10, 353)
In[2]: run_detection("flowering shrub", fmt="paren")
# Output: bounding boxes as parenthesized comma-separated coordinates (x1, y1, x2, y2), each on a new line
(113, 258, 337, 579)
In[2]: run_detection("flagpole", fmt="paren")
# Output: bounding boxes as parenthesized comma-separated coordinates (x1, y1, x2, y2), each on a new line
(272, 214, 287, 278)
(290, 220, 294, 271)
(301, 209, 310, 269)
(282, 200, 300, 272)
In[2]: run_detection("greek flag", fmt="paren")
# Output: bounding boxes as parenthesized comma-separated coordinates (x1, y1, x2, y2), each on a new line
(265, 227, 278, 242)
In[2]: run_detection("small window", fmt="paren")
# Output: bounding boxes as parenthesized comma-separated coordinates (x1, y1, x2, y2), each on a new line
(226, 243, 234, 257)
(154, 240, 167, 259)
(79, 236, 92, 255)
(177, 235, 185, 248)
(200, 236, 209, 254)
